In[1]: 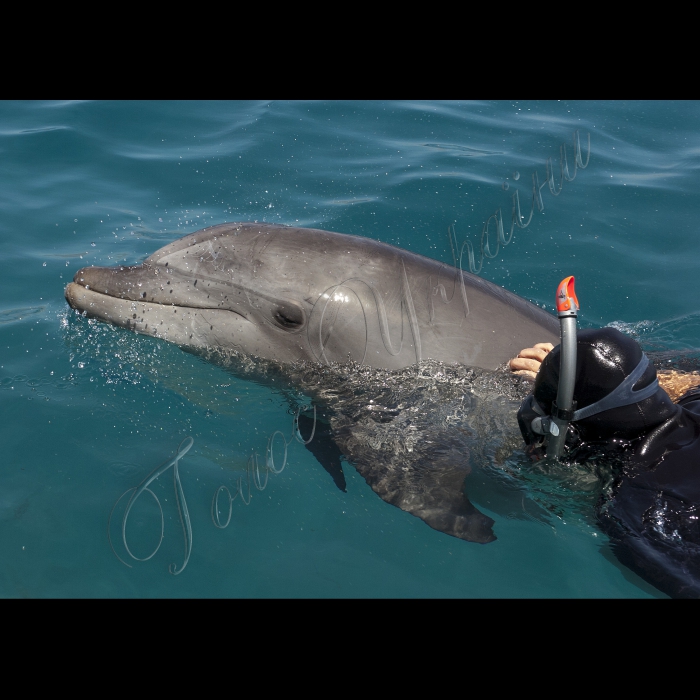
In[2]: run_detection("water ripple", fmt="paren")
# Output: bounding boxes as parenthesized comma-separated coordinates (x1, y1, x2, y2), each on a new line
(0, 306, 45, 325)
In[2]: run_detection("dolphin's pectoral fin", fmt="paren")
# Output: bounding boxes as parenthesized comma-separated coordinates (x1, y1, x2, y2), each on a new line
(368, 462, 496, 544)
(331, 416, 496, 543)
(298, 413, 347, 493)
(411, 495, 496, 544)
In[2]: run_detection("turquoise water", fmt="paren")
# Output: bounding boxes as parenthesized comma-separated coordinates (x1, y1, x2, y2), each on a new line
(2, 100, 699, 598)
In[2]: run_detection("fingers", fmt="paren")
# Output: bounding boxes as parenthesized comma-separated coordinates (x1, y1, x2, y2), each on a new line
(510, 357, 542, 373)
(512, 369, 538, 379)
(509, 342, 554, 378)
(517, 347, 550, 363)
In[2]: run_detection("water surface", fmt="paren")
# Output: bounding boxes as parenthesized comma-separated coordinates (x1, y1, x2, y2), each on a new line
(2, 100, 699, 598)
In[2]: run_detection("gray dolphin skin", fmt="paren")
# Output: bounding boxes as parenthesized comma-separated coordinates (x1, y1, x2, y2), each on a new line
(65, 222, 558, 369)
(65, 222, 559, 543)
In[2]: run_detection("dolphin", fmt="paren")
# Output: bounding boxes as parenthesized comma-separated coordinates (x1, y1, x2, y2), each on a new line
(65, 222, 559, 543)
(65, 222, 558, 369)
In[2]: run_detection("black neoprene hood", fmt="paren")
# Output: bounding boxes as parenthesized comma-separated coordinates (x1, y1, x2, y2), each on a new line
(525, 327, 677, 447)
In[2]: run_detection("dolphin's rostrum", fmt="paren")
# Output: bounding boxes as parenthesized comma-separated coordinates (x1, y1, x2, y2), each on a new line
(65, 223, 559, 543)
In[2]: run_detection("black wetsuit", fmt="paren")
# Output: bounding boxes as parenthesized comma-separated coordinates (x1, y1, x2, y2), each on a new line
(598, 386, 700, 598)
(517, 328, 700, 598)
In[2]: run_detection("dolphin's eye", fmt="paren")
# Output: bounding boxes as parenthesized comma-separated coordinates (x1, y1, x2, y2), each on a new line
(273, 303, 304, 330)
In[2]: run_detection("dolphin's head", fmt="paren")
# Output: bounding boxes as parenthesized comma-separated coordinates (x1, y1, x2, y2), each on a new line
(65, 222, 386, 364)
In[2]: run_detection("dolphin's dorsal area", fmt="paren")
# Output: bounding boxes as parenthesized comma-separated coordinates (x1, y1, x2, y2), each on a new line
(65, 222, 558, 371)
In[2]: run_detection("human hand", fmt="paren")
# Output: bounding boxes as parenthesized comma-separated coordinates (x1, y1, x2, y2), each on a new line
(509, 343, 554, 379)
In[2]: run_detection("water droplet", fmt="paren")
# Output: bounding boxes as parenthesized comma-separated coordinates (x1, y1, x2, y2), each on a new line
(502, 181, 509, 191)
(78, 362, 85, 369)
(91, 242, 96, 247)
(42, 262, 47, 267)
(513, 171, 520, 181)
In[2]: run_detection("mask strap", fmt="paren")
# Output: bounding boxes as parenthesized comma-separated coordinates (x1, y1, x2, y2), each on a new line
(530, 396, 546, 417)
(571, 354, 659, 421)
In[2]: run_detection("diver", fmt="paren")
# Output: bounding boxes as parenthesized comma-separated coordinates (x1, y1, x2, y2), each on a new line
(508, 280, 700, 599)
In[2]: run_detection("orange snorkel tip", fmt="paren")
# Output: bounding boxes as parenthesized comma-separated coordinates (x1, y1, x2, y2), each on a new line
(556, 275, 579, 317)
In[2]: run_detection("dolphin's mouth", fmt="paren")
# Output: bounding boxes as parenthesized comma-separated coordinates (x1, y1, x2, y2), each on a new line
(67, 264, 248, 318)
(65, 265, 250, 346)
(66, 262, 308, 336)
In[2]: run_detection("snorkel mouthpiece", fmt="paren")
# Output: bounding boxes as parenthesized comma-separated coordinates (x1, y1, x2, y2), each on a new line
(548, 276, 579, 459)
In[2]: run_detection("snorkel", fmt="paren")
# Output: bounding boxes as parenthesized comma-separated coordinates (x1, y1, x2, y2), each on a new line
(548, 276, 579, 459)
